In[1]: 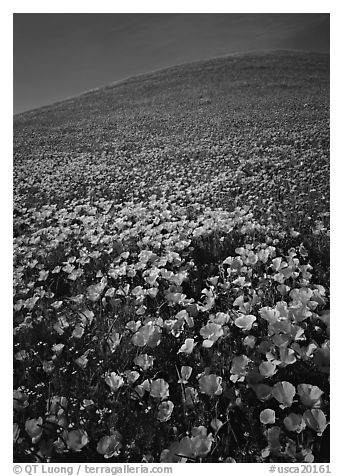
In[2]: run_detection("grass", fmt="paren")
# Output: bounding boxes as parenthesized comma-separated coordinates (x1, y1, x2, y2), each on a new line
(13, 50, 329, 463)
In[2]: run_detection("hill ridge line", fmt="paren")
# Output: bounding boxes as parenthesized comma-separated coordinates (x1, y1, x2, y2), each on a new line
(13, 48, 328, 119)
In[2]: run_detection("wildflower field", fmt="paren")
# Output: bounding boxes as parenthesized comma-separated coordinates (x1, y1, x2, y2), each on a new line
(13, 51, 330, 463)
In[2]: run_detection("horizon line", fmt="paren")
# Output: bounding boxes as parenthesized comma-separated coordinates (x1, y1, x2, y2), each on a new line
(13, 48, 329, 117)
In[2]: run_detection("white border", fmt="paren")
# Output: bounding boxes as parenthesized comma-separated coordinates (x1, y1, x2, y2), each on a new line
(3, 2, 341, 474)
(5, 1, 337, 14)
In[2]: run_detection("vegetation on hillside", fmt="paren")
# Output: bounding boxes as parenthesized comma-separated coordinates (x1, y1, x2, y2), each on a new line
(13, 51, 329, 463)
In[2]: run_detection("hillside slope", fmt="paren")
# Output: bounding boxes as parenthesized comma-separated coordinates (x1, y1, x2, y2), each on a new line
(13, 51, 330, 463)
(14, 51, 329, 225)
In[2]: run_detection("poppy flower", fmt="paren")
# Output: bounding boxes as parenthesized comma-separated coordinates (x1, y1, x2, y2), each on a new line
(24, 294, 41, 310)
(107, 332, 121, 353)
(297, 384, 323, 408)
(14, 350, 30, 361)
(25, 417, 43, 443)
(147, 287, 158, 298)
(178, 338, 195, 354)
(223, 457, 237, 463)
(134, 354, 154, 370)
(105, 372, 124, 392)
(97, 431, 122, 458)
(48, 396, 68, 415)
(165, 291, 187, 305)
(66, 429, 89, 452)
(72, 324, 85, 339)
(260, 409, 276, 425)
(161, 426, 214, 463)
(279, 347, 296, 367)
(184, 387, 199, 407)
(272, 381, 296, 408)
(234, 314, 256, 331)
(283, 413, 306, 433)
(190, 426, 214, 458)
(38, 270, 49, 281)
(68, 268, 84, 281)
(126, 320, 141, 333)
(75, 354, 88, 369)
(131, 384, 146, 401)
(86, 283, 103, 302)
(52, 343, 64, 356)
(124, 370, 140, 384)
(105, 287, 116, 298)
(291, 341, 317, 361)
(259, 361, 277, 378)
(164, 436, 194, 462)
(136, 305, 146, 316)
(53, 315, 69, 335)
(198, 374, 222, 396)
(132, 324, 161, 348)
(176, 309, 194, 327)
(42, 360, 55, 374)
(230, 355, 250, 382)
(271, 257, 287, 272)
(211, 312, 229, 325)
(13, 390, 29, 411)
(288, 303, 312, 323)
(277, 284, 290, 296)
(243, 335, 256, 349)
(54, 432, 69, 454)
(210, 418, 223, 432)
(303, 409, 328, 435)
(78, 308, 94, 326)
(81, 399, 95, 409)
(290, 287, 313, 304)
(178, 366, 192, 383)
(157, 400, 174, 422)
(175, 310, 188, 320)
(159, 447, 179, 463)
(149, 379, 169, 399)
(259, 307, 280, 324)
(200, 322, 223, 347)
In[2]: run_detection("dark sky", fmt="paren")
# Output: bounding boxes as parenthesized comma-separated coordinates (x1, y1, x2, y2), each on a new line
(13, 13, 329, 114)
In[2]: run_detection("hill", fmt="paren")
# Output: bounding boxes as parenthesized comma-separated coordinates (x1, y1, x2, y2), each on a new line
(13, 51, 330, 463)
(14, 50, 329, 224)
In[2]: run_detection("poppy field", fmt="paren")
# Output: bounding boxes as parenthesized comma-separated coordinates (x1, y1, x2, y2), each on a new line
(13, 51, 330, 463)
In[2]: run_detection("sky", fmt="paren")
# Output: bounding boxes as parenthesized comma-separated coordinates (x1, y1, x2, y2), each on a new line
(13, 13, 329, 114)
